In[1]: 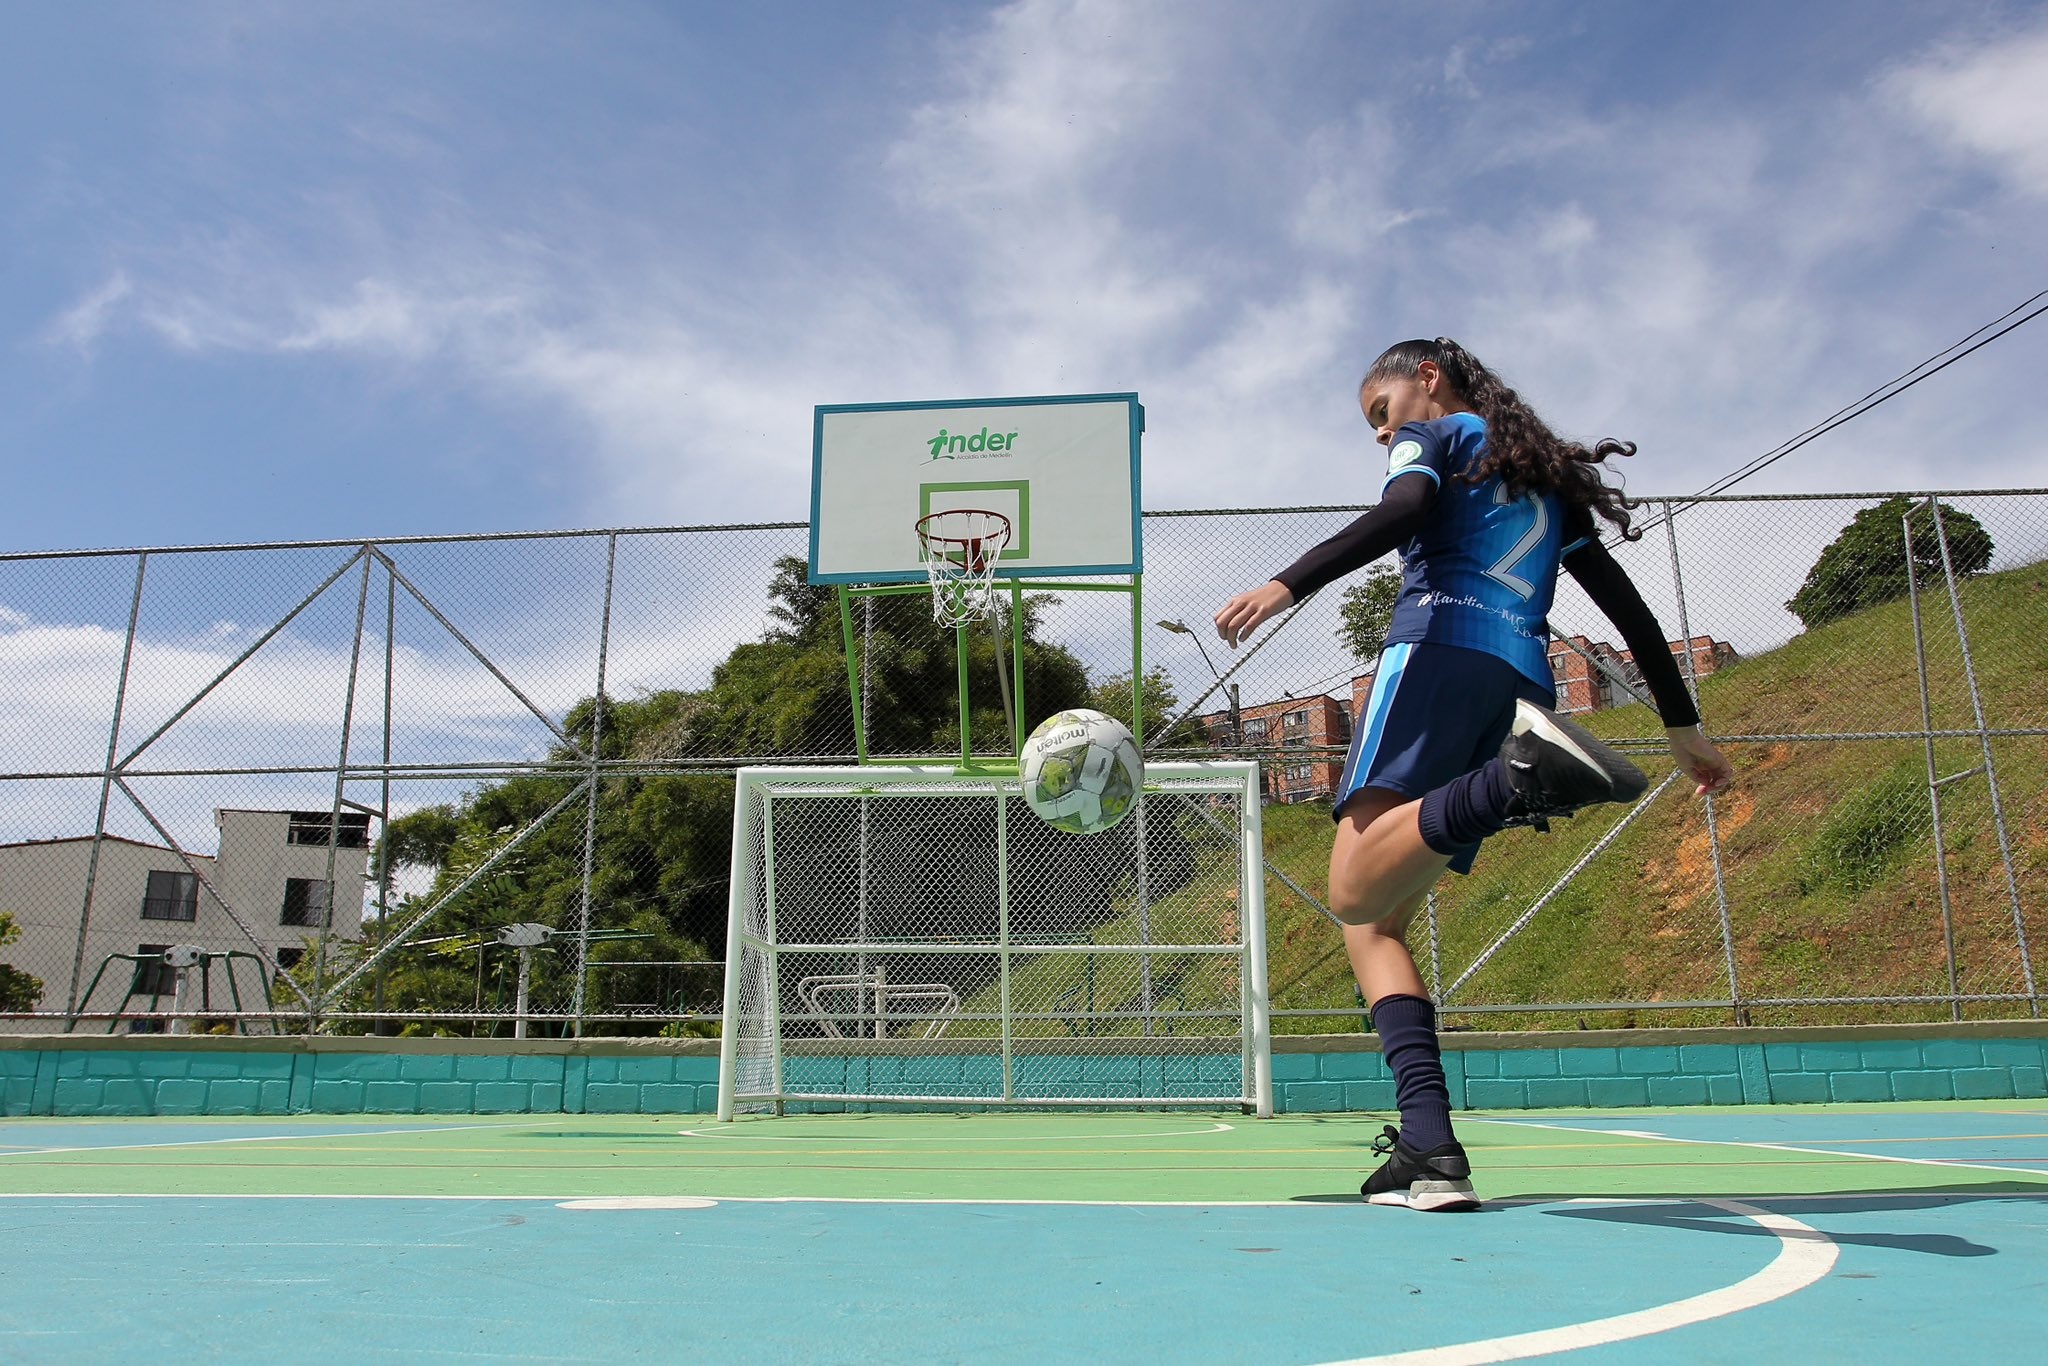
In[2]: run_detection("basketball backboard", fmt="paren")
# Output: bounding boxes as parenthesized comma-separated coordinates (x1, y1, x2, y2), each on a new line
(809, 393, 1142, 584)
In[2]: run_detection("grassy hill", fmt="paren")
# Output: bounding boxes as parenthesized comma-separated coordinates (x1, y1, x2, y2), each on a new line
(950, 560, 2044, 1038)
(1257, 558, 2048, 1031)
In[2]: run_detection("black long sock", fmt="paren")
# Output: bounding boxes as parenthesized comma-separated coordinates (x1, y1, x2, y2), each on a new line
(1371, 992, 1454, 1151)
(1416, 758, 1516, 855)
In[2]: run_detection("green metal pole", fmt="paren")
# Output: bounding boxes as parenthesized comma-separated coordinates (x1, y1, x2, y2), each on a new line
(1130, 576, 1145, 749)
(956, 621, 972, 766)
(838, 588, 869, 762)
(1010, 583, 1026, 755)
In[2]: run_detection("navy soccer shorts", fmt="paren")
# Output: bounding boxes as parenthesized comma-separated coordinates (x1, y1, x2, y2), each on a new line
(1334, 641, 1553, 873)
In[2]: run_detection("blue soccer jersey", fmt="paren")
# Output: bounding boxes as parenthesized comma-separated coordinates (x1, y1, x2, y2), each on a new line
(1380, 413, 1584, 688)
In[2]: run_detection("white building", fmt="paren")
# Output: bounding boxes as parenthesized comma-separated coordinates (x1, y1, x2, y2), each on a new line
(0, 808, 371, 1033)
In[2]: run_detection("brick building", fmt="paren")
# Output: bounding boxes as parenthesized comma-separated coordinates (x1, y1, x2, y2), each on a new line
(1199, 694, 1352, 803)
(1548, 634, 1739, 715)
(1346, 633, 1739, 727)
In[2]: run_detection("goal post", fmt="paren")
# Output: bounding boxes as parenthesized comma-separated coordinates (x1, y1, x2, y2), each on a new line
(717, 761, 1271, 1118)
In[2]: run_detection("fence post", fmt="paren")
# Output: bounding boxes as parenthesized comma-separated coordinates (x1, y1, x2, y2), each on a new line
(1664, 502, 1741, 1024)
(64, 552, 148, 1024)
(1424, 888, 1442, 1002)
(1904, 504, 1963, 1021)
(1926, 498, 2038, 1016)
(571, 533, 619, 1036)
(311, 546, 376, 1027)
(372, 565, 397, 1031)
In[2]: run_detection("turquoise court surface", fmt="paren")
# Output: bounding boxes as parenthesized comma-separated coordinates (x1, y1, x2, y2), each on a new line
(4, 1103, 2047, 1362)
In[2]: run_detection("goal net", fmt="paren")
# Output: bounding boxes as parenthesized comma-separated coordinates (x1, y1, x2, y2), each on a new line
(717, 762, 1272, 1117)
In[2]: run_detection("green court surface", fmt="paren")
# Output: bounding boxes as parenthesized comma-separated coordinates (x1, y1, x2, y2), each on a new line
(4, 1103, 2046, 1202)
(5, 1104, 2048, 1363)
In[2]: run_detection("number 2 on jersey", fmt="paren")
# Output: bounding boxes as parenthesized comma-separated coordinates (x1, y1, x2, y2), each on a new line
(1485, 483, 1548, 600)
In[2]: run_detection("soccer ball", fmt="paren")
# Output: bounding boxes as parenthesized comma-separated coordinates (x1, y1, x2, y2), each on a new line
(1020, 709, 1144, 834)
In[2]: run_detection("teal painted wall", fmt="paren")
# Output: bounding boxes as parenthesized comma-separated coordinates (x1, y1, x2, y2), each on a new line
(3, 1029, 2045, 1118)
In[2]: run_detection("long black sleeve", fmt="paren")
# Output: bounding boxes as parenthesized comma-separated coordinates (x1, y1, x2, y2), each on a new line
(1561, 530, 1701, 728)
(1271, 473, 1437, 600)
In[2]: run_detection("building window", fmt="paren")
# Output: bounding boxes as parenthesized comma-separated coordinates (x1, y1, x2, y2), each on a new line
(281, 878, 332, 928)
(1282, 709, 1308, 732)
(1241, 717, 1269, 743)
(1555, 682, 1573, 710)
(287, 811, 370, 849)
(142, 869, 198, 921)
(132, 943, 176, 997)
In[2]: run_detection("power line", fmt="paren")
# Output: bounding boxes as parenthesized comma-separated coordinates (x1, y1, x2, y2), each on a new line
(1627, 287, 2048, 540)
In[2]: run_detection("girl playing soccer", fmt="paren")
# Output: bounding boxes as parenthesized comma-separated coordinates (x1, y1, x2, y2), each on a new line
(1214, 338, 1734, 1211)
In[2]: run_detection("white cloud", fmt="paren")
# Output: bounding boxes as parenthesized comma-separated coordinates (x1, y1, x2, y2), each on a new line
(884, 0, 1214, 382)
(27, 1, 2048, 536)
(275, 277, 518, 358)
(892, 0, 1175, 201)
(1290, 105, 1430, 255)
(1886, 18, 2048, 197)
(40, 271, 133, 354)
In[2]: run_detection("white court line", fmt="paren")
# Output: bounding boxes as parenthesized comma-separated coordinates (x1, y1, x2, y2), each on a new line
(5, 1188, 2048, 1210)
(1473, 1116, 2048, 1180)
(54, 1181, 1800, 1362)
(675, 1121, 1235, 1142)
(0, 1119, 554, 1160)
(1320, 1199, 1838, 1366)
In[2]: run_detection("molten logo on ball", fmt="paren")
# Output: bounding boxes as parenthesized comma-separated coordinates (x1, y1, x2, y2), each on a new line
(1020, 708, 1143, 834)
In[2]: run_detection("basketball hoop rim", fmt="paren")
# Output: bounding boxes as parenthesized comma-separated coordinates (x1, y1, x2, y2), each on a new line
(915, 507, 1013, 571)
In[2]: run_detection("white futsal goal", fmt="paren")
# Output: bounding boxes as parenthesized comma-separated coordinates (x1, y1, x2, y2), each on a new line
(717, 762, 1272, 1118)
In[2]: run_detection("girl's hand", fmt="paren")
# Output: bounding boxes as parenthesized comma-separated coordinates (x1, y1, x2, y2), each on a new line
(1214, 582, 1295, 648)
(1666, 726, 1734, 797)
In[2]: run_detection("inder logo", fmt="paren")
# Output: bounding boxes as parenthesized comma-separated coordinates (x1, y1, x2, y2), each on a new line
(925, 426, 1019, 461)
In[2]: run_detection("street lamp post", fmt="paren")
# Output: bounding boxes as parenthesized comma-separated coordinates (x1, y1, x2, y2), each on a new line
(1156, 619, 1240, 747)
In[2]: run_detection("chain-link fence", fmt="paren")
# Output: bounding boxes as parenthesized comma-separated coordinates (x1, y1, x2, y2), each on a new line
(0, 489, 2041, 1035)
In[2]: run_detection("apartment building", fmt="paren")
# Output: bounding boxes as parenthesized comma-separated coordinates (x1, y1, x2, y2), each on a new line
(1201, 694, 1353, 804)
(1549, 634, 1740, 715)
(0, 808, 370, 1031)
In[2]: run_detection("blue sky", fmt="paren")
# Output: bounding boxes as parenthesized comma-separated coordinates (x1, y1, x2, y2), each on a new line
(4, 0, 2046, 555)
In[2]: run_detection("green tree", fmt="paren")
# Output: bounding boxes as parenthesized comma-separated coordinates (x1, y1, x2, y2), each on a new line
(1786, 497, 1994, 630)
(735, 561, 1090, 759)
(0, 912, 43, 1011)
(381, 804, 461, 871)
(348, 693, 738, 1034)
(1336, 563, 1403, 660)
(344, 559, 1105, 1030)
(763, 555, 839, 645)
(1084, 666, 1181, 745)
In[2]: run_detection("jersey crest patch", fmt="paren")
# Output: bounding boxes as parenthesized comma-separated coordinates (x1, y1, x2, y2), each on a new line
(1387, 439, 1425, 472)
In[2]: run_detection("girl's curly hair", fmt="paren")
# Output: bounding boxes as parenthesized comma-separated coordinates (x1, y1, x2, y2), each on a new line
(1365, 337, 1639, 539)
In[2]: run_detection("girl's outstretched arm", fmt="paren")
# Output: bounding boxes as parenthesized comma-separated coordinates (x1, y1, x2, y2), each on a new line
(1213, 472, 1436, 648)
(1666, 724, 1735, 796)
(1214, 581, 1295, 648)
(1562, 529, 1734, 796)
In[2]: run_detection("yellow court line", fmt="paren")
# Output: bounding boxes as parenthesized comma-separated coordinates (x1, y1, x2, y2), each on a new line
(4, 1138, 1829, 1162)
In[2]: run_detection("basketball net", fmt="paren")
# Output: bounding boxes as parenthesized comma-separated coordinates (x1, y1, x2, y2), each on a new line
(915, 509, 1012, 628)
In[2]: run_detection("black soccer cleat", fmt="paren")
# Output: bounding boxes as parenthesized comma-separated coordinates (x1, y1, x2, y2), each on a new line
(1360, 1125, 1480, 1212)
(1499, 699, 1649, 832)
